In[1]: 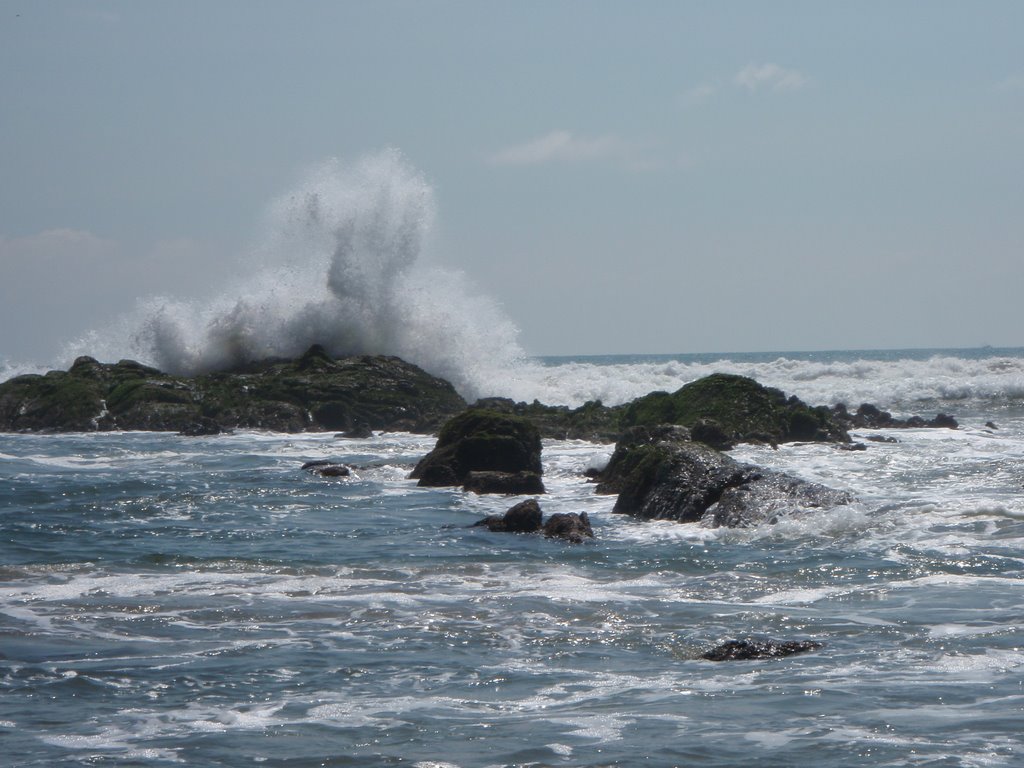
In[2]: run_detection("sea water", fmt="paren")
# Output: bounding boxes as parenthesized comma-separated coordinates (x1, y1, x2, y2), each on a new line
(3, 155, 1023, 765)
(3, 349, 1024, 768)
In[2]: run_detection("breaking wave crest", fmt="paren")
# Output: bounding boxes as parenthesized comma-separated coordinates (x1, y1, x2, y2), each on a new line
(61, 151, 525, 399)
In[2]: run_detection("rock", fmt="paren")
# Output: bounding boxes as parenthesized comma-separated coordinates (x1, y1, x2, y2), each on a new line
(473, 498, 543, 533)
(986, 421, 999, 430)
(620, 373, 849, 446)
(701, 638, 824, 661)
(178, 417, 225, 436)
(543, 512, 594, 543)
(832, 403, 959, 431)
(865, 434, 899, 444)
(410, 409, 543, 490)
(463, 470, 545, 495)
(301, 460, 351, 477)
(837, 442, 867, 451)
(0, 346, 466, 434)
(337, 423, 373, 439)
(471, 397, 622, 442)
(595, 425, 853, 527)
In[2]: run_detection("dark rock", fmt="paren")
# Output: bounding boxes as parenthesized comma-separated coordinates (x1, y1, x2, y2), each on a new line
(301, 459, 351, 477)
(338, 423, 374, 439)
(471, 397, 622, 442)
(837, 442, 867, 451)
(463, 470, 545, 495)
(543, 512, 594, 543)
(473, 498, 543, 533)
(595, 425, 853, 527)
(865, 434, 899, 444)
(689, 418, 735, 450)
(0, 346, 466, 434)
(701, 638, 824, 661)
(178, 417, 225, 436)
(621, 373, 849, 446)
(832, 402, 959, 431)
(410, 409, 543, 490)
(986, 421, 999, 430)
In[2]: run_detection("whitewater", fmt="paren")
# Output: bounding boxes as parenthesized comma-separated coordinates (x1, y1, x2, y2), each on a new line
(2, 154, 1024, 767)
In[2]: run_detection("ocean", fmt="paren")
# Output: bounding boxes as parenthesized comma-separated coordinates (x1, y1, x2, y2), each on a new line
(3, 347, 1024, 767)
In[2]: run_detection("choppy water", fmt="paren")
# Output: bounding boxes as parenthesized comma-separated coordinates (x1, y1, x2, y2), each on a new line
(3, 350, 1024, 767)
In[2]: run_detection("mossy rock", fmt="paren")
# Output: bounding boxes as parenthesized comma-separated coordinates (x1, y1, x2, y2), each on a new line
(621, 373, 848, 445)
(0, 346, 466, 434)
(411, 409, 543, 488)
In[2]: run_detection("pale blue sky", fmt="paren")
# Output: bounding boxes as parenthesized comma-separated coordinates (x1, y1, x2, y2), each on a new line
(2, 1, 1022, 362)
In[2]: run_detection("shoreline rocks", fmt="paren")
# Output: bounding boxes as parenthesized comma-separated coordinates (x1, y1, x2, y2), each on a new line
(595, 425, 854, 528)
(0, 345, 466, 434)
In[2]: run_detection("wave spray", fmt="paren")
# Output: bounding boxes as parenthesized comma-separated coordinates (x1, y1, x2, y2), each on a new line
(65, 151, 525, 399)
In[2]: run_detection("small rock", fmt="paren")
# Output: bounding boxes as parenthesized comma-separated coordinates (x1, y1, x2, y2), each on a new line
(701, 638, 824, 661)
(865, 435, 899, 444)
(543, 512, 594, 543)
(985, 421, 998, 430)
(301, 460, 351, 478)
(472, 499, 543, 533)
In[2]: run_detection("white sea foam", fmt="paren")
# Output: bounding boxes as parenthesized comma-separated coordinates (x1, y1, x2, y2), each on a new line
(57, 151, 524, 400)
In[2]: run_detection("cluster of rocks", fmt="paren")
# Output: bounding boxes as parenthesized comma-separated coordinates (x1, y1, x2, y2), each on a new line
(831, 402, 958, 431)
(472, 499, 594, 544)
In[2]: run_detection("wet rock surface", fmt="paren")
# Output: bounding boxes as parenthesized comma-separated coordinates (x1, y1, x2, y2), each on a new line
(701, 638, 825, 661)
(595, 425, 853, 527)
(411, 409, 543, 491)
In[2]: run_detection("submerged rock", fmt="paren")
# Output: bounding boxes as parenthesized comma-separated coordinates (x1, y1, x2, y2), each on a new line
(0, 346, 466, 434)
(410, 409, 543, 491)
(595, 425, 853, 527)
(542, 512, 594, 543)
(701, 638, 824, 661)
(301, 460, 352, 478)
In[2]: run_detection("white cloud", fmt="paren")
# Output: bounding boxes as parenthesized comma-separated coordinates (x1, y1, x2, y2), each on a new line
(734, 63, 808, 92)
(487, 131, 639, 167)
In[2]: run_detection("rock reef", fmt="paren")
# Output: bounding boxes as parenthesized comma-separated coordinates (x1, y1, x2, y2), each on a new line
(0, 345, 466, 434)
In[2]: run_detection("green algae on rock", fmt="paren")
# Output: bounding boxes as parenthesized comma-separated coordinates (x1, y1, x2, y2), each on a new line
(0, 345, 466, 434)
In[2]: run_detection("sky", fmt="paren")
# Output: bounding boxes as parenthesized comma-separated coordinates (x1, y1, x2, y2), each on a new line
(1, 0, 1022, 364)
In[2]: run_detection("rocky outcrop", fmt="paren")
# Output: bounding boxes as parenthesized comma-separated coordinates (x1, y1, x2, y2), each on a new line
(472, 499, 594, 543)
(595, 425, 853, 528)
(621, 373, 849, 446)
(0, 345, 466, 434)
(701, 638, 824, 661)
(831, 403, 958, 430)
(410, 409, 544, 492)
